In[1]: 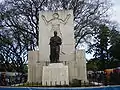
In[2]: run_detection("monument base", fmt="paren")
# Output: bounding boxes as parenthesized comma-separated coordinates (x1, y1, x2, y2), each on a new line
(42, 63, 69, 86)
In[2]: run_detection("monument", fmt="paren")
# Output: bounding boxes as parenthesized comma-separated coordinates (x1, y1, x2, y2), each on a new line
(28, 10, 87, 86)
(49, 31, 62, 63)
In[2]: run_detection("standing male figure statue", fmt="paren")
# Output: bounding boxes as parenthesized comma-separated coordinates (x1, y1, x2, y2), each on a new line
(49, 31, 62, 63)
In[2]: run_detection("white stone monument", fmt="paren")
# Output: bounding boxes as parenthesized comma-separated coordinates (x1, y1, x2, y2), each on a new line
(28, 10, 87, 85)
(39, 10, 75, 62)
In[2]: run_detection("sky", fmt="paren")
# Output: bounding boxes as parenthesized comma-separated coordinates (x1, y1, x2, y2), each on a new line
(0, 0, 119, 23)
(110, 0, 120, 24)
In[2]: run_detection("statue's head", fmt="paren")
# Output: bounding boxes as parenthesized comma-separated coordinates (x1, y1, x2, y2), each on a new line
(54, 31, 57, 36)
(52, 13, 59, 19)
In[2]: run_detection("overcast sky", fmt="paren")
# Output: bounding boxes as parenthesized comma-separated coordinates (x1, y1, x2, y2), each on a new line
(0, 0, 119, 23)
(111, 0, 120, 24)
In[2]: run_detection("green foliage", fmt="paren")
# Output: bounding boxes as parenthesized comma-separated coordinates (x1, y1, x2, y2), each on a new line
(18, 82, 42, 87)
(109, 44, 120, 60)
(87, 26, 120, 70)
(70, 79, 81, 87)
(94, 25, 110, 60)
(109, 28, 120, 61)
(87, 25, 110, 70)
(87, 58, 104, 71)
(87, 59, 97, 71)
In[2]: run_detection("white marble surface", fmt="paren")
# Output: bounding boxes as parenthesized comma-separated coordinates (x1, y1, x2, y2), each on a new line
(28, 51, 39, 82)
(39, 10, 75, 62)
(75, 49, 88, 82)
(42, 63, 69, 86)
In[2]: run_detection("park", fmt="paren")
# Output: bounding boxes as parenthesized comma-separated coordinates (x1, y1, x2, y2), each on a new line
(0, 0, 120, 90)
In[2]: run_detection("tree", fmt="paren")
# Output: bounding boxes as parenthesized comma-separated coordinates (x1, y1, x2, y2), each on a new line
(109, 43, 120, 61)
(87, 25, 110, 70)
(0, 0, 112, 72)
(87, 25, 120, 69)
(87, 58, 99, 71)
(109, 28, 120, 67)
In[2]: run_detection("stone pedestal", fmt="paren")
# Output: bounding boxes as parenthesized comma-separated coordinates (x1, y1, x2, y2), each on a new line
(42, 63, 69, 86)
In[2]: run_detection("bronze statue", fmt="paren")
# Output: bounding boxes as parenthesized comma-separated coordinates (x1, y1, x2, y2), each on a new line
(49, 31, 62, 63)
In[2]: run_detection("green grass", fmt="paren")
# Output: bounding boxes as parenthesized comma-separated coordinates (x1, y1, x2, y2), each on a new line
(17, 82, 42, 87)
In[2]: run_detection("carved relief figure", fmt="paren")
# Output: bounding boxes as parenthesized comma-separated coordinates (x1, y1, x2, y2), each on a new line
(41, 13, 71, 38)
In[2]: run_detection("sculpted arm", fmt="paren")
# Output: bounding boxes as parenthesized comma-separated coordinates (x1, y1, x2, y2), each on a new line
(60, 14, 71, 25)
(41, 15, 51, 25)
(58, 37, 62, 45)
(49, 37, 53, 45)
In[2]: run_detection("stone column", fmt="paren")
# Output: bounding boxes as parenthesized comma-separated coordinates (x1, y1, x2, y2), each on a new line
(28, 51, 39, 83)
(75, 49, 87, 82)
